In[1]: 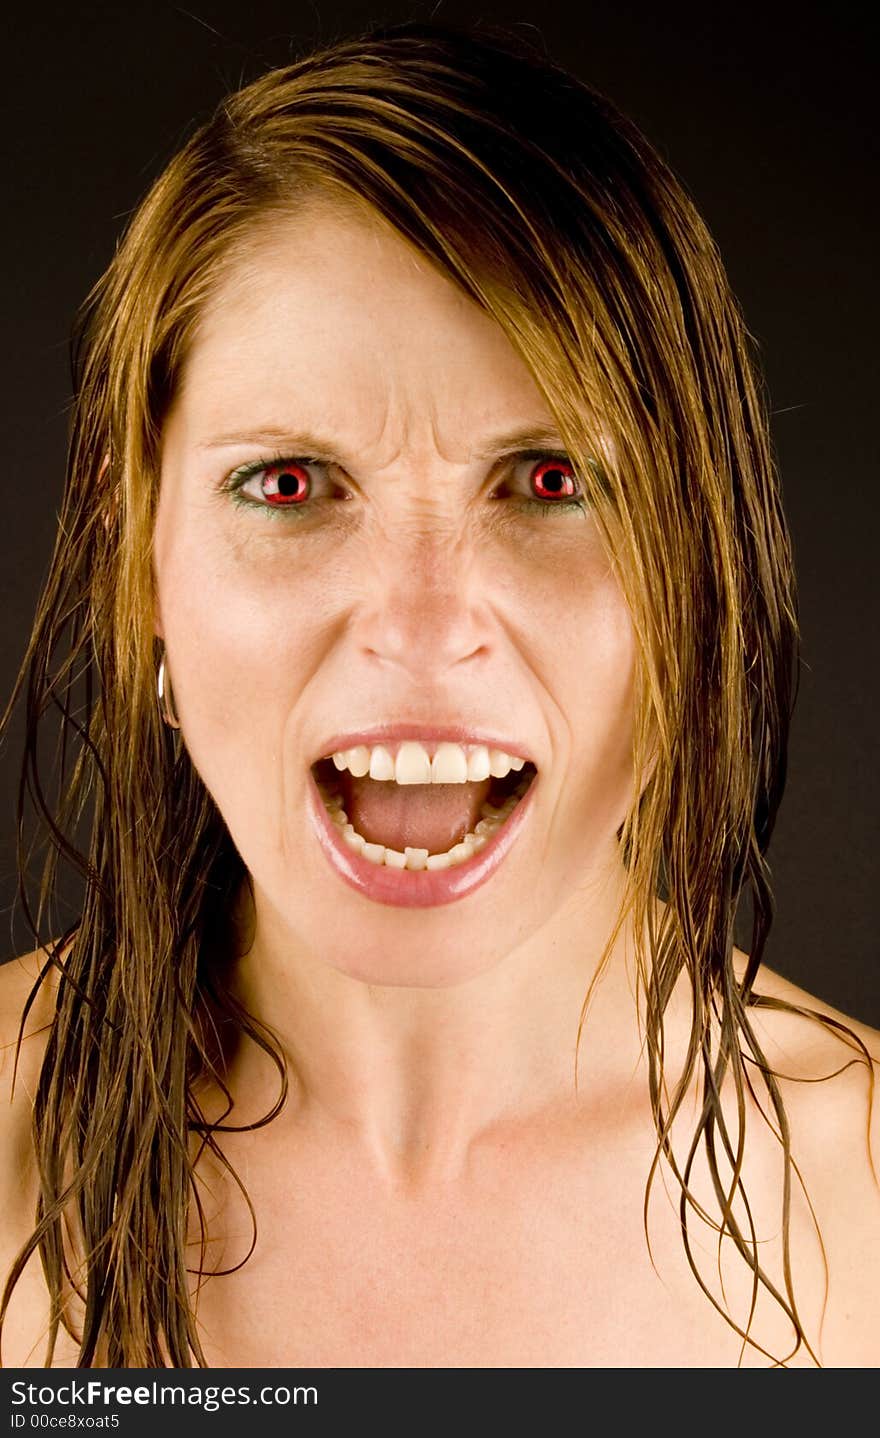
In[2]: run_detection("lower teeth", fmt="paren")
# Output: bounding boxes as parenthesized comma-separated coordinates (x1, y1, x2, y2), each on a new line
(317, 774, 531, 870)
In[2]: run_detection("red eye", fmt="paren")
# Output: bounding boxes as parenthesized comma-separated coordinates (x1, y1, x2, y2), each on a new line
(530, 457, 578, 500)
(261, 461, 311, 504)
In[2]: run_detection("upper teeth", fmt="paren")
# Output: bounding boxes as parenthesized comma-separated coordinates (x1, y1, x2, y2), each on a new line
(329, 741, 526, 784)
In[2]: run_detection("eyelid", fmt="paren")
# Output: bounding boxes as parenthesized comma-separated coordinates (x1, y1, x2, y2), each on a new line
(507, 448, 575, 471)
(227, 453, 321, 479)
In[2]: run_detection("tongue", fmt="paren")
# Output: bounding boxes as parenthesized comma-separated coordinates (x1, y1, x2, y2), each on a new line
(345, 775, 493, 854)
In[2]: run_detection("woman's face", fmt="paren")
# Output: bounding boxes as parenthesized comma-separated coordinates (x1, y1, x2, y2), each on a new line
(153, 202, 638, 986)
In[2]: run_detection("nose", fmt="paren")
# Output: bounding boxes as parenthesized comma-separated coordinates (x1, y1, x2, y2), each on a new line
(352, 524, 491, 683)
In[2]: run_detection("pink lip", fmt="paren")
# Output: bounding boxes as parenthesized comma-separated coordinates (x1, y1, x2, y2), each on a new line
(306, 766, 539, 909)
(310, 722, 535, 766)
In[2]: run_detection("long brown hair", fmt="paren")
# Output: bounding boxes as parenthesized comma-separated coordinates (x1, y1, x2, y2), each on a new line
(0, 17, 870, 1367)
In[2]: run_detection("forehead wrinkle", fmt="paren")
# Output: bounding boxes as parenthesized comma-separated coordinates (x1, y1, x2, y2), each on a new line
(348, 352, 551, 476)
(427, 400, 473, 468)
(361, 377, 410, 474)
(337, 378, 479, 478)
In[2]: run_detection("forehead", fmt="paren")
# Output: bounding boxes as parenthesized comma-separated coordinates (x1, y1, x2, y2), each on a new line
(171, 201, 557, 460)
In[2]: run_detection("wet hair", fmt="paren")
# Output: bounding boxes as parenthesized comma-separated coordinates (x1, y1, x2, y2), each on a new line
(0, 17, 870, 1367)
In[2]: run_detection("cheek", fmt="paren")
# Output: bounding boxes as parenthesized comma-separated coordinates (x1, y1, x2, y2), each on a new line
(508, 534, 636, 738)
(548, 564, 638, 832)
(154, 524, 337, 773)
(487, 522, 637, 857)
(575, 583, 637, 735)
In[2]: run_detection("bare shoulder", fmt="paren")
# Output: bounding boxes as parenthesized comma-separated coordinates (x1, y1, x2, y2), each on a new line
(738, 953, 880, 1101)
(0, 936, 70, 1231)
(0, 937, 76, 1367)
(734, 951, 880, 1365)
(0, 942, 64, 1103)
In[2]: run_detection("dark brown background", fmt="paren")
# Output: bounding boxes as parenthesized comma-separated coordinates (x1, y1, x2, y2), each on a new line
(1, 1, 877, 1023)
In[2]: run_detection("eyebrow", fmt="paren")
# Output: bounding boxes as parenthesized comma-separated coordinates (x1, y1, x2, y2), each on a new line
(196, 422, 569, 462)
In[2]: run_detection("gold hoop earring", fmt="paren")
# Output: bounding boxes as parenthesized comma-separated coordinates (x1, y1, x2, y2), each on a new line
(157, 648, 181, 729)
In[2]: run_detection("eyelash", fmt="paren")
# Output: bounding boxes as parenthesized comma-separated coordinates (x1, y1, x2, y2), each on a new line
(220, 449, 589, 520)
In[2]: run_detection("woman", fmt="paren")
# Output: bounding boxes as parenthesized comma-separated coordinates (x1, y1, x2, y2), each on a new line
(0, 19, 877, 1369)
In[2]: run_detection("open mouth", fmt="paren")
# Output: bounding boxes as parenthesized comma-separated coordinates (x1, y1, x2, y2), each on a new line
(310, 745, 539, 872)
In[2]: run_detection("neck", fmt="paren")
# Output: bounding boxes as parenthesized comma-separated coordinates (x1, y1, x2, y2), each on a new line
(206, 859, 653, 1187)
